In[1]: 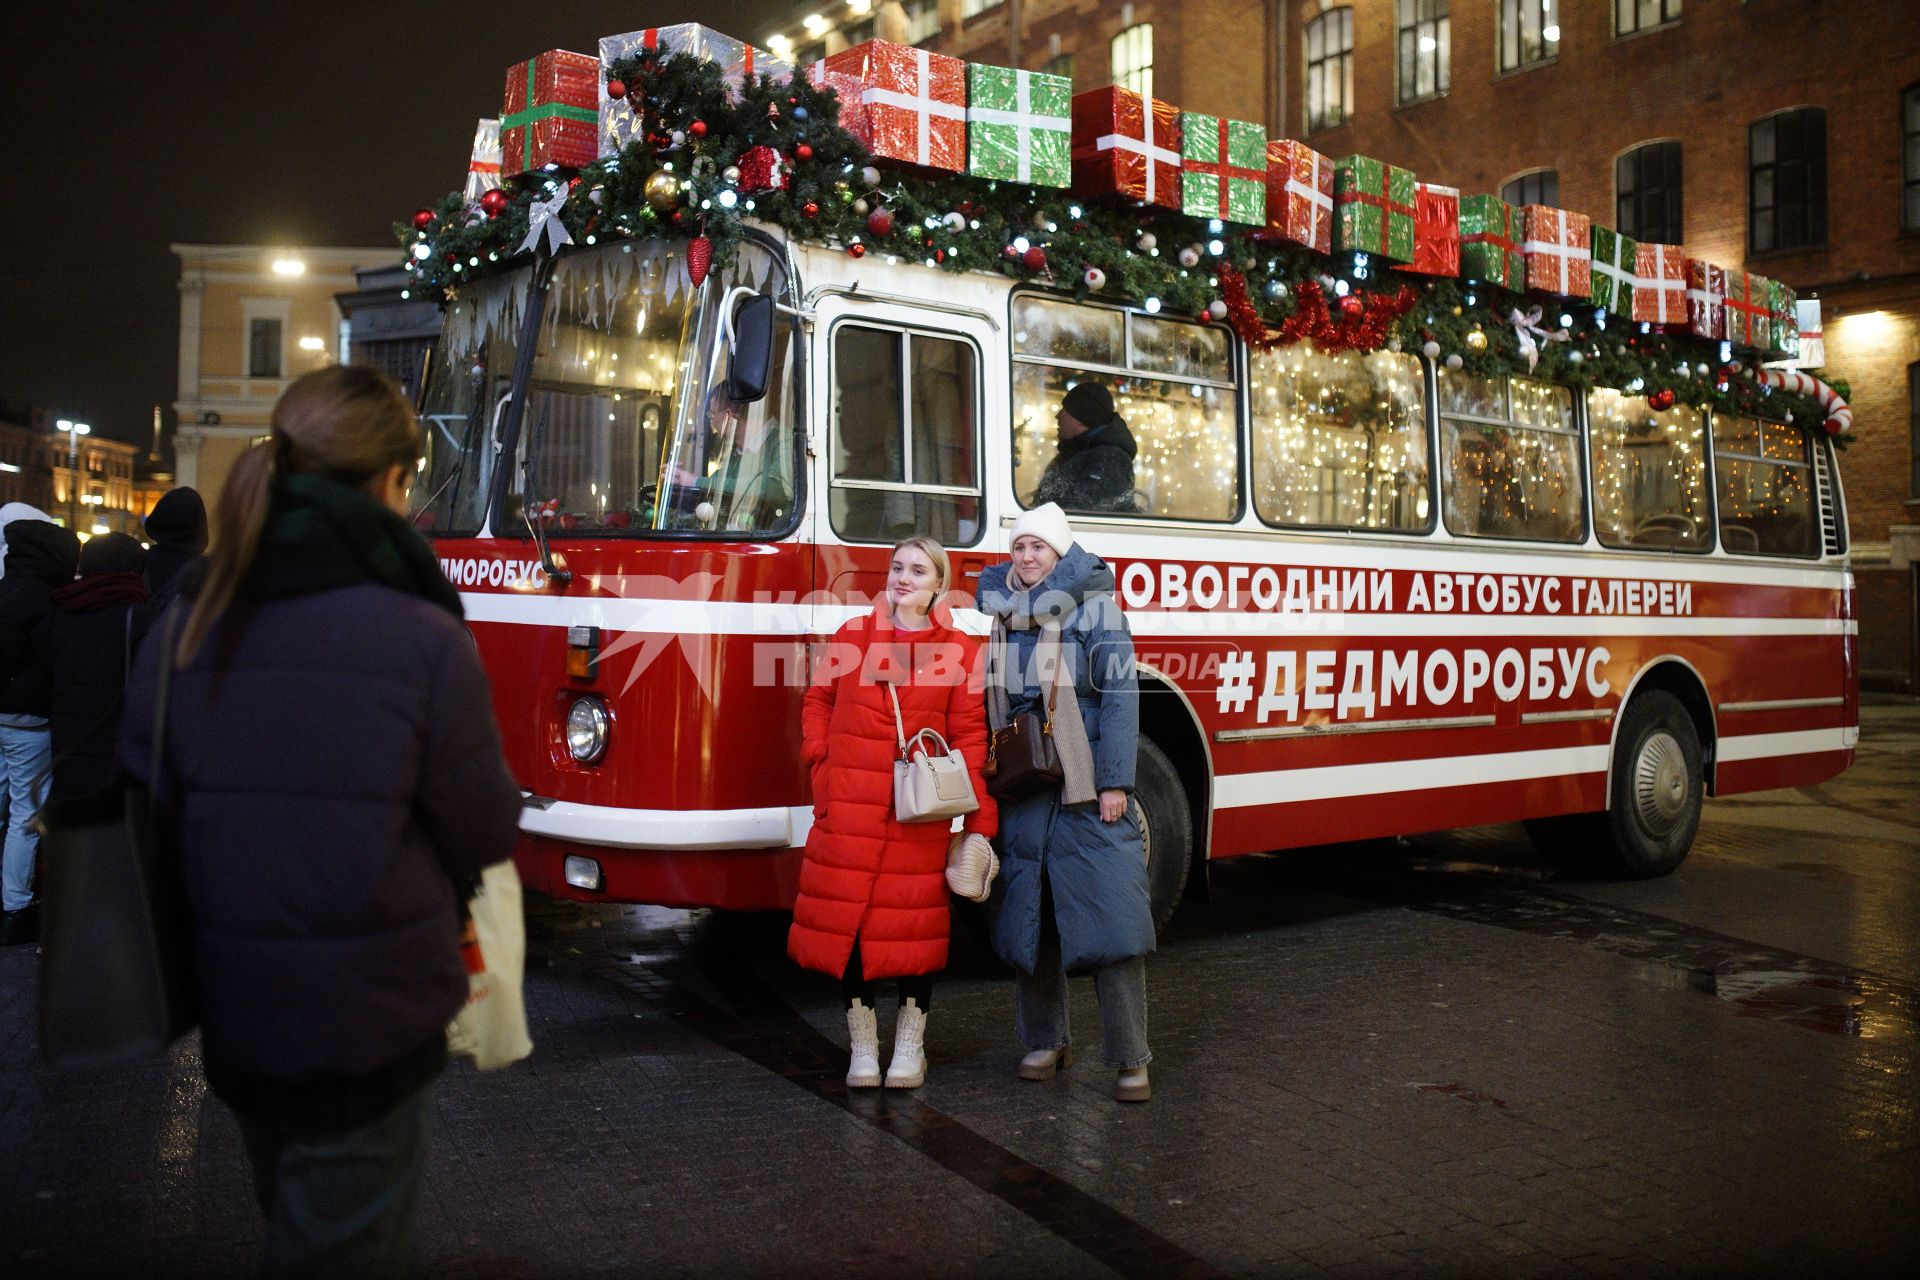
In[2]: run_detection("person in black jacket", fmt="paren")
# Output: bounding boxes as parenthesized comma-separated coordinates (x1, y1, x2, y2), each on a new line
(121, 365, 521, 1276)
(1033, 381, 1140, 514)
(0, 517, 80, 946)
(142, 486, 209, 609)
(35, 532, 151, 805)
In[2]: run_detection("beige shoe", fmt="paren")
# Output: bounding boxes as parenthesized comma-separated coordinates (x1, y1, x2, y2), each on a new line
(1115, 1066, 1151, 1103)
(1017, 1043, 1072, 1080)
(846, 1001, 881, 1088)
(885, 999, 928, 1088)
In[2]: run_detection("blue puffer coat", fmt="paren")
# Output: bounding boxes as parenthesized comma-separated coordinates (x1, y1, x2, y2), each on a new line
(977, 546, 1154, 974)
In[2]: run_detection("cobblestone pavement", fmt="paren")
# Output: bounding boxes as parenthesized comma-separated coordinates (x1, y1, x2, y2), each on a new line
(4, 703, 1917, 1278)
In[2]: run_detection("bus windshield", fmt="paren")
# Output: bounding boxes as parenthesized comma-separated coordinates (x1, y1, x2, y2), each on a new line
(508, 238, 798, 537)
(413, 271, 530, 535)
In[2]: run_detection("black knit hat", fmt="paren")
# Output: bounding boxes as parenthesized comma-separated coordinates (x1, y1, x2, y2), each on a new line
(144, 487, 208, 554)
(1061, 381, 1114, 427)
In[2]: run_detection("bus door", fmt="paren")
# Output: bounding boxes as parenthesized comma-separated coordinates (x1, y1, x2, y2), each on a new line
(808, 291, 1002, 626)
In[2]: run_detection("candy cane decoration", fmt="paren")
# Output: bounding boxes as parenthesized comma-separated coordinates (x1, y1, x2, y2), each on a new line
(1753, 367, 1852, 436)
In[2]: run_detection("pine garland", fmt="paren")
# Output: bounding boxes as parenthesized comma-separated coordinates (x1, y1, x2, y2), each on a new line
(398, 49, 1845, 444)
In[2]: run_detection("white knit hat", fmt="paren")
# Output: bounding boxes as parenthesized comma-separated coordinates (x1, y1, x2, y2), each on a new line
(1009, 502, 1075, 558)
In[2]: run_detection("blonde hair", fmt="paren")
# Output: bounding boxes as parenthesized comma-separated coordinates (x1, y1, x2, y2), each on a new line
(890, 535, 951, 596)
(181, 365, 422, 663)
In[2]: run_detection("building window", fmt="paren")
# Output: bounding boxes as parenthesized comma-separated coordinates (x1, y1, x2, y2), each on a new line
(1111, 23, 1153, 100)
(1616, 140, 1683, 243)
(1499, 0, 1560, 73)
(1910, 362, 1920, 499)
(1616, 0, 1680, 38)
(1501, 169, 1559, 208)
(1904, 85, 1920, 232)
(961, 0, 1005, 17)
(1305, 8, 1353, 132)
(248, 317, 283, 378)
(1396, 0, 1450, 104)
(901, 0, 940, 46)
(1750, 108, 1827, 254)
(796, 40, 826, 66)
(1043, 53, 1075, 82)
(842, 19, 874, 49)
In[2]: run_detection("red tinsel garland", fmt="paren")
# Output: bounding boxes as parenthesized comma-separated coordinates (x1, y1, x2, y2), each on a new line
(1218, 265, 1416, 355)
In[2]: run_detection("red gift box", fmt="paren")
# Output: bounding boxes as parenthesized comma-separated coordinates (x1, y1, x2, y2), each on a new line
(1633, 243, 1686, 326)
(1520, 206, 1591, 297)
(823, 39, 967, 171)
(501, 49, 599, 177)
(1684, 259, 1726, 340)
(1070, 86, 1182, 210)
(805, 59, 870, 141)
(1403, 182, 1460, 276)
(1262, 139, 1332, 253)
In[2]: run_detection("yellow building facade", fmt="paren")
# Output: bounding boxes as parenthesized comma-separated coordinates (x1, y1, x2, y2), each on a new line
(171, 244, 398, 513)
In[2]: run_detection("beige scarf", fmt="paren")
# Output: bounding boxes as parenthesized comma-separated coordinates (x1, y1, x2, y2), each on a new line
(986, 616, 1097, 806)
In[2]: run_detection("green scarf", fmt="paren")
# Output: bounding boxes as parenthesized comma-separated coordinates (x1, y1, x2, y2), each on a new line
(248, 473, 463, 618)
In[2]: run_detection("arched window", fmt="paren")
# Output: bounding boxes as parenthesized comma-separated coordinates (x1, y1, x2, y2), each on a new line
(1397, 0, 1450, 104)
(1616, 141, 1683, 243)
(1501, 169, 1559, 209)
(1111, 23, 1153, 99)
(1305, 8, 1354, 132)
(1750, 108, 1827, 253)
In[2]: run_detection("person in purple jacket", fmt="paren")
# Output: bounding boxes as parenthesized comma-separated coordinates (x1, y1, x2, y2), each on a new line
(121, 364, 521, 1278)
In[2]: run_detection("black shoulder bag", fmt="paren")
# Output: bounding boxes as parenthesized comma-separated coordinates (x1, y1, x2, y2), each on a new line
(38, 607, 197, 1067)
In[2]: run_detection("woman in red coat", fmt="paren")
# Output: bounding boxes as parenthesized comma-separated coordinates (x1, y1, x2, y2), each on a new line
(788, 536, 997, 1089)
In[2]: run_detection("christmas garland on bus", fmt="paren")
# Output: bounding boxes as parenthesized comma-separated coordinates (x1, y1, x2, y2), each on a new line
(397, 44, 1847, 442)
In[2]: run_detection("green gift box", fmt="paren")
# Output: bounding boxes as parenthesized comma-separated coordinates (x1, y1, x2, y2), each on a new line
(1333, 155, 1416, 263)
(1180, 112, 1267, 225)
(1589, 225, 1638, 314)
(1768, 278, 1800, 358)
(966, 64, 1072, 187)
(1458, 193, 1523, 290)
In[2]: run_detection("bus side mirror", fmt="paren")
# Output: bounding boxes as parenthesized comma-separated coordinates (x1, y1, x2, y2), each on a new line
(726, 294, 777, 403)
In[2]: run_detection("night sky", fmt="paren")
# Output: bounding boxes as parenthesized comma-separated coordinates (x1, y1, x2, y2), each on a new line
(2, 0, 789, 448)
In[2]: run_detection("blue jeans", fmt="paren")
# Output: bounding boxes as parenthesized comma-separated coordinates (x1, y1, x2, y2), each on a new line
(236, 1083, 436, 1279)
(1015, 891, 1151, 1070)
(0, 723, 51, 913)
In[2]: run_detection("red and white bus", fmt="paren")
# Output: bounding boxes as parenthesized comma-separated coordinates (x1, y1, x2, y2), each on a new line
(413, 228, 1856, 924)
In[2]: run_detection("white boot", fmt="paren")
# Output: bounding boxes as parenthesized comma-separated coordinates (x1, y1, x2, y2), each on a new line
(884, 998, 928, 1089)
(846, 1000, 881, 1088)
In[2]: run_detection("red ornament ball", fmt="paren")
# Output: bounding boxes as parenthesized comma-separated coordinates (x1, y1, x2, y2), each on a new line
(411, 208, 436, 231)
(606, 78, 627, 100)
(848, 243, 867, 259)
(795, 143, 814, 161)
(866, 208, 895, 237)
(1338, 294, 1364, 318)
(689, 120, 708, 138)
(1021, 246, 1047, 272)
(802, 201, 820, 219)
(479, 189, 511, 218)
(1648, 388, 1676, 411)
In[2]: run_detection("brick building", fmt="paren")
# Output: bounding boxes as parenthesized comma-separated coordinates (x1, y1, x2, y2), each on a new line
(763, 0, 1920, 686)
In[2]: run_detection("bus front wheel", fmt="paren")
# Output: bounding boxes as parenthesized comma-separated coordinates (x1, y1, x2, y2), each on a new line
(1526, 690, 1703, 879)
(1135, 738, 1193, 933)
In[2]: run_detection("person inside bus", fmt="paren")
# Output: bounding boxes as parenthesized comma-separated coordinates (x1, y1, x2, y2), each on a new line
(977, 502, 1155, 1102)
(788, 536, 997, 1090)
(1033, 382, 1139, 514)
(120, 365, 522, 1276)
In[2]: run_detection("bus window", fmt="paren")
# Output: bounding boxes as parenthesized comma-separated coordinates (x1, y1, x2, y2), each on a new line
(829, 324, 982, 545)
(1587, 389, 1710, 552)
(1010, 295, 1239, 521)
(412, 271, 528, 534)
(1250, 344, 1430, 532)
(1713, 416, 1819, 557)
(1438, 371, 1583, 543)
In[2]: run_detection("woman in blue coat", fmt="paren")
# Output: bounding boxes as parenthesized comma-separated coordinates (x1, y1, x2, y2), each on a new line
(977, 502, 1155, 1102)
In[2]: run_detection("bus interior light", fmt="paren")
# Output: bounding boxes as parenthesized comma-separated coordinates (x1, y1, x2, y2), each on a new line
(563, 856, 604, 892)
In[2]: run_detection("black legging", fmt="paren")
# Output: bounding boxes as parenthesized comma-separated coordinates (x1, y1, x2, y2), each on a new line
(840, 941, 934, 1011)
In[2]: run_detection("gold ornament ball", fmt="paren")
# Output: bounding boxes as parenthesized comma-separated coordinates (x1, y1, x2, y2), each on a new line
(1466, 329, 1489, 352)
(644, 170, 682, 212)
(1451, 305, 1463, 317)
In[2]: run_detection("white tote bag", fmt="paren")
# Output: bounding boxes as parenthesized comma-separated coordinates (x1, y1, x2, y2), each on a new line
(887, 682, 980, 823)
(447, 861, 533, 1071)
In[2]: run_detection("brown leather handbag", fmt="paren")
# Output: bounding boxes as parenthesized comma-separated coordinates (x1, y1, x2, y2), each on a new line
(985, 640, 1065, 803)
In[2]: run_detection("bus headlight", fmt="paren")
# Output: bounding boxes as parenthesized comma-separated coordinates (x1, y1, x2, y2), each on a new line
(565, 697, 609, 763)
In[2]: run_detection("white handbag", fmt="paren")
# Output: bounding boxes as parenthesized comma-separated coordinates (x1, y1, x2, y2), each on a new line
(887, 682, 980, 823)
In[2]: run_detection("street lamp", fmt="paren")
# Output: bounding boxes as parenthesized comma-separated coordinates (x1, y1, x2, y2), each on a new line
(55, 418, 90, 531)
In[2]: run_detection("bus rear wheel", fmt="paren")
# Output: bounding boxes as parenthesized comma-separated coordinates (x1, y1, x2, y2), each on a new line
(1526, 690, 1703, 879)
(1135, 738, 1193, 933)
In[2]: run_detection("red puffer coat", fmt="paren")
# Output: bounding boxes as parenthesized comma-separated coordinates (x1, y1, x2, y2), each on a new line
(787, 606, 997, 979)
